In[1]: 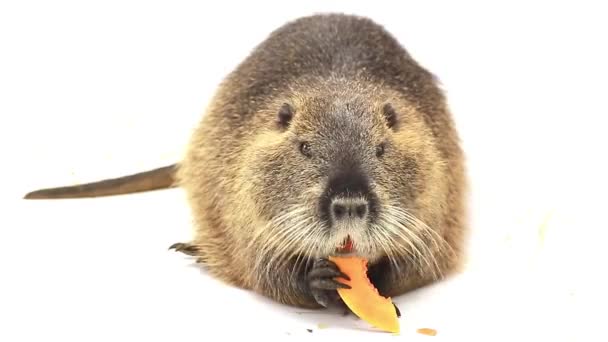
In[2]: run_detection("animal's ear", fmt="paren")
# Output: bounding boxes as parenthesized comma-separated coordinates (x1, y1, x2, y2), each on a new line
(382, 103, 398, 130)
(277, 103, 294, 129)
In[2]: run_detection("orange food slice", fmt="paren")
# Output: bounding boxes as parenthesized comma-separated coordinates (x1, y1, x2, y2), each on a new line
(329, 255, 400, 333)
(417, 328, 437, 336)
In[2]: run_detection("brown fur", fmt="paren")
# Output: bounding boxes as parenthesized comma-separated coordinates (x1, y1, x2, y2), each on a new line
(175, 14, 468, 308)
(23, 13, 468, 310)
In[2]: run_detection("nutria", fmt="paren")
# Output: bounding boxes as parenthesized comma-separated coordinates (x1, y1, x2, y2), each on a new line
(24, 13, 468, 313)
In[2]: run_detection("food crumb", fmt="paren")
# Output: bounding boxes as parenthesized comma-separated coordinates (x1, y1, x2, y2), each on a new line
(306, 329, 313, 333)
(417, 328, 437, 336)
(317, 323, 328, 329)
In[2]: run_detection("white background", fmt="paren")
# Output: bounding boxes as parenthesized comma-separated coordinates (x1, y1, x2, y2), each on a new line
(1, 1, 606, 341)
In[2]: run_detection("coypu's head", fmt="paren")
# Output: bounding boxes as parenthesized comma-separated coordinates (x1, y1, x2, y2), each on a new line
(243, 82, 451, 277)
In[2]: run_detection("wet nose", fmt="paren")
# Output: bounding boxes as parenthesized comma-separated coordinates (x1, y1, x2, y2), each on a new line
(331, 197, 369, 222)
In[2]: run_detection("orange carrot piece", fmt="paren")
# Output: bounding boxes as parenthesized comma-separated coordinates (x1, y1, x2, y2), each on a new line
(329, 256, 400, 333)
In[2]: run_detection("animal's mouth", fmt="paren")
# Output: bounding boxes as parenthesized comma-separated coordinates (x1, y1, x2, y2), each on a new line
(333, 235, 380, 262)
(336, 235, 354, 254)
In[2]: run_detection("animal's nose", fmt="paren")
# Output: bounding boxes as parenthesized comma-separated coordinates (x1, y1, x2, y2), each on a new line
(331, 197, 369, 222)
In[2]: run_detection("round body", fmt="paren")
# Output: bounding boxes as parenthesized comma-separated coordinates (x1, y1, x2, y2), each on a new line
(175, 13, 467, 309)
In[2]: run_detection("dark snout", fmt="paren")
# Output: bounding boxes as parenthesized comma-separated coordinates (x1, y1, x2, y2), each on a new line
(319, 166, 378, 226)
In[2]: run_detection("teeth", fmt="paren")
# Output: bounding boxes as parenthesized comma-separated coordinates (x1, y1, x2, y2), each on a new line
(338, 235, 353, 252)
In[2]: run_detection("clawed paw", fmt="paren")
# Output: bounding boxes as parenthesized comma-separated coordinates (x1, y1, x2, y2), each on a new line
(307, 258, 350, 308)
(168, 242, 200, 256)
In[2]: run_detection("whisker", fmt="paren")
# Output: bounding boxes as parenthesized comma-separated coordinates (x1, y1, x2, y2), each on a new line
(375, 203, 449, 280)
(379, 214, 430, 269)
(369, 225, 401, 274)
(249, 206, 309, 247)
(290, 221, 324, 283)
(262, 216, 313, 278)
(252, 210, 310, 281)
(386, 207, 444, 252)
(379, 218, 428, 275)
(391, 205, 454, 264)
(300, 223, 325, 279)
(289, 223, 317, 280)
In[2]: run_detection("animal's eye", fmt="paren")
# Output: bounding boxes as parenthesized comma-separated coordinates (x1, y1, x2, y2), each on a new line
(300, 142, 312, 157)
(376, 143, 385, 157)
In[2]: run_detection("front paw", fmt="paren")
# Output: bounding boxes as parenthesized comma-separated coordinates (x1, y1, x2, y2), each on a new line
(307, 258, 351, 308)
